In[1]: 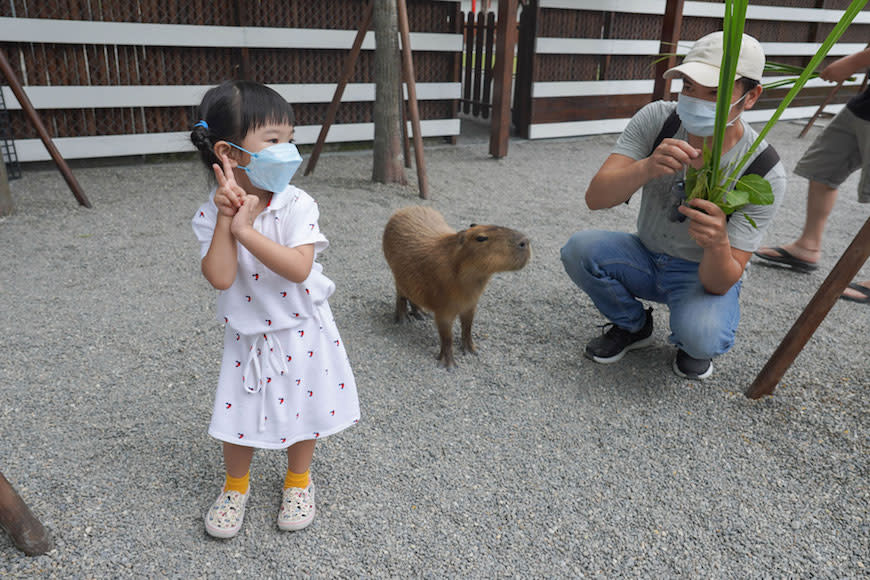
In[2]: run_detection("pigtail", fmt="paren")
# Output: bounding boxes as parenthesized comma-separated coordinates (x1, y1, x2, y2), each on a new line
(191, 119, 220, 169)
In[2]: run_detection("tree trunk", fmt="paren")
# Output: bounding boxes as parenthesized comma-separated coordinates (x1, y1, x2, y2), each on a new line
(372, 0, 407, 184)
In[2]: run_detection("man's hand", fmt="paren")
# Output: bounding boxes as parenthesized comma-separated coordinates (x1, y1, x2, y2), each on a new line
(645, 138, 702, 181)
(678, 198, 729, 250)
(819, 57, 856, 83)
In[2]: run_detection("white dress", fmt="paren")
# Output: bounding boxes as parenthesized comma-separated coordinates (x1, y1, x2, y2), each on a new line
(192, 185, 360, 449)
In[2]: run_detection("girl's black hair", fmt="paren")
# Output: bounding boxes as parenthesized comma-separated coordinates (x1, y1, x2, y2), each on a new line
(190, 80, 296, 169)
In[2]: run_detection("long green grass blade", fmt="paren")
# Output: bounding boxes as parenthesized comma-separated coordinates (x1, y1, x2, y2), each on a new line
(709, 0, 749, 202)
(727, 0, 869, 184)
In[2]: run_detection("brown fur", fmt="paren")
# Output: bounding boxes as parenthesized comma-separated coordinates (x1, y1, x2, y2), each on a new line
(382, 206, 531, 368)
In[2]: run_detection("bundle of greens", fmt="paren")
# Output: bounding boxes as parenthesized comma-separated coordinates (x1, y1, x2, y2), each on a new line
(684, 0, 868, 226)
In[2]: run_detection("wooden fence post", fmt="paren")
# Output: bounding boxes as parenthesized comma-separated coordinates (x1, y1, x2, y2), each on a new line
(0, 471, 53, 556)
(652, 0, 684, 102)
(490, 0, 518, 158)
(512, 0, 538, 138)
(0, 149, 12, 216)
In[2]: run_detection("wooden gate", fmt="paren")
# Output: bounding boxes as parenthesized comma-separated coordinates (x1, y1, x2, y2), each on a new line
(461, 10, 497, 119)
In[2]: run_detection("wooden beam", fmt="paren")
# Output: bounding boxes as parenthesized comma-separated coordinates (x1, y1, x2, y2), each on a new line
(0, 471, 53, 556)
(490, 0, 519, 158)
(652, 0, 684, 102)
(746, 215, 870, 399)
(397, 0, 429, 198)
(0, 48, 91, 208)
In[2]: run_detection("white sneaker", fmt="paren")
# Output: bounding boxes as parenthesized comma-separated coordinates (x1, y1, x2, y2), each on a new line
(277, 481, 315, 531)
(205, 489, 248, 539)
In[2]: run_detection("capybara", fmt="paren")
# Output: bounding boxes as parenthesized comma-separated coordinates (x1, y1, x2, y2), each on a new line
(382, 206, 531, 368)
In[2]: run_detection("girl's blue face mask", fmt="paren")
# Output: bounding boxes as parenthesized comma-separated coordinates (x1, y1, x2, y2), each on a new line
(676, 92, 747, 137)
(228, 142, 302, 193)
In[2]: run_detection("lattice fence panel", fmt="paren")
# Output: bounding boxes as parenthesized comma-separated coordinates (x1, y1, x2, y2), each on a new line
(0, 0, 461, 152)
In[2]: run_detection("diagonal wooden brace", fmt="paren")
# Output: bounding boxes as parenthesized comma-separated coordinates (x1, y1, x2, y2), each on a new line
(747, 215, 870, 398)
(0, 471, 53, 556)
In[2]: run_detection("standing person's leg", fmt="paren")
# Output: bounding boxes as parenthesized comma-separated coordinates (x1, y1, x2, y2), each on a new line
(755, 180, 838, 268)
(278, 439, 316, 531)
(205, 442, 254, 538)
(756, 107, 861, 271)
(561, 230, 665, 363)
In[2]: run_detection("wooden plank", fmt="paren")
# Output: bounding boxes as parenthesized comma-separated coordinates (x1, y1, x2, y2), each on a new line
(531, 94, 654, 123)
(472, 11, 486, 116)
(12, 119, 463, 162)
(462, 11, 475, 114)
(481, 11, 496, 118)
(0, 18, 463, 52)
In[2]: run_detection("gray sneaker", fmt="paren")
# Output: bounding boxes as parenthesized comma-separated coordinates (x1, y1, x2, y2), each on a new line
(672, 348, 713, 380)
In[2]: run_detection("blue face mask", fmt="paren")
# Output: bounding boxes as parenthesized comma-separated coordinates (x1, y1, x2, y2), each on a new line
(676, 93, 746, 137)
(228, 142, 302, 192)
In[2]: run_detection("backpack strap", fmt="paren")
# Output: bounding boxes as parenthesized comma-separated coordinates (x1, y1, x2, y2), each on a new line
(739, 144, 780, 179)
(626, 109, 681, 205)
(650, 109, 682, 155)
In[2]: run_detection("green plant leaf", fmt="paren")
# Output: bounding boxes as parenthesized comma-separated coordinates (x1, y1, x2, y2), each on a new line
(725, 187, 749, 208)
(726, 0, 869, 184)
(743, 213, 758, 228)
(735, 173, 774, 205)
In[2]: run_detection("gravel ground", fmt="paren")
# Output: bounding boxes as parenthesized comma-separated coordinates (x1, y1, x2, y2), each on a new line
(0, 118, 867, 578)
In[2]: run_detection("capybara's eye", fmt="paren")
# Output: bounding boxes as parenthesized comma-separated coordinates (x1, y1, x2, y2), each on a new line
(475, 235, 488, 242)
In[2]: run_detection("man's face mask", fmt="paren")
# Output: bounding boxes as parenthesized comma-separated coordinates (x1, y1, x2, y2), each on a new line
(228, 142, 302, 193)
(676, 92, 747, 137)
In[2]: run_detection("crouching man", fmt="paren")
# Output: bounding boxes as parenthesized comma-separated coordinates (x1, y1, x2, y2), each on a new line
(560, 31, 786, 380)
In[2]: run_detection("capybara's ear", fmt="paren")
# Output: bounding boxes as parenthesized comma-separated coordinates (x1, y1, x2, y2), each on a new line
(469, 223, 478, 228)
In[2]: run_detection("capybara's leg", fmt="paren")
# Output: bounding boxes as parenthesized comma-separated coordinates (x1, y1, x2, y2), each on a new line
(434, 313, 456, 368)
(394, 294, 409, 323)
(408, 301, 427, 320)
(459, 306, 477, 355)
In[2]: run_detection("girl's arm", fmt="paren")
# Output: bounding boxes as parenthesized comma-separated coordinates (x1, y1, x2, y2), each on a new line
(201, 214, 239, 290)
(232, 194, 315, 283)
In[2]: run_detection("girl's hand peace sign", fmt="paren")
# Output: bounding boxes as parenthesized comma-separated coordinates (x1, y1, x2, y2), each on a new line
(212, 154, 245, 217)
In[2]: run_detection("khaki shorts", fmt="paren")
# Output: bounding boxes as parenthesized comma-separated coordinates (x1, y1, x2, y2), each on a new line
(794, 107, 870, 203)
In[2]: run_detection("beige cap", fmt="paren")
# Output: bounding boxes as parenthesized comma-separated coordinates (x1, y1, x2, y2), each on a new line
(664, 31, 765, 87)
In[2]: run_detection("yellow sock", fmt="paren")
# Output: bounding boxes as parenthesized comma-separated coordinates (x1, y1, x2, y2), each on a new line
(284, 469, 310, 490)
(224, 471, 250, 494)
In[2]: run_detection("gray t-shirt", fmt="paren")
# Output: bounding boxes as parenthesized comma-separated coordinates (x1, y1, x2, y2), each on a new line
(612, 100, 787, 263)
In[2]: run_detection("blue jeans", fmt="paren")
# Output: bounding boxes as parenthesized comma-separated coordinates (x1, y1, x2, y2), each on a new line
(560, 230, 741, 359)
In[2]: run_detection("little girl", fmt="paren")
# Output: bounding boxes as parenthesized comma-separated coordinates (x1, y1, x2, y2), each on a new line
(190, 80, 360, 538)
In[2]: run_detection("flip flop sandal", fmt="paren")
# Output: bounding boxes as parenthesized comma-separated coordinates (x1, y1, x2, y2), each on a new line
(840, 282, 870, 304)
(753, 246, 819, 273)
